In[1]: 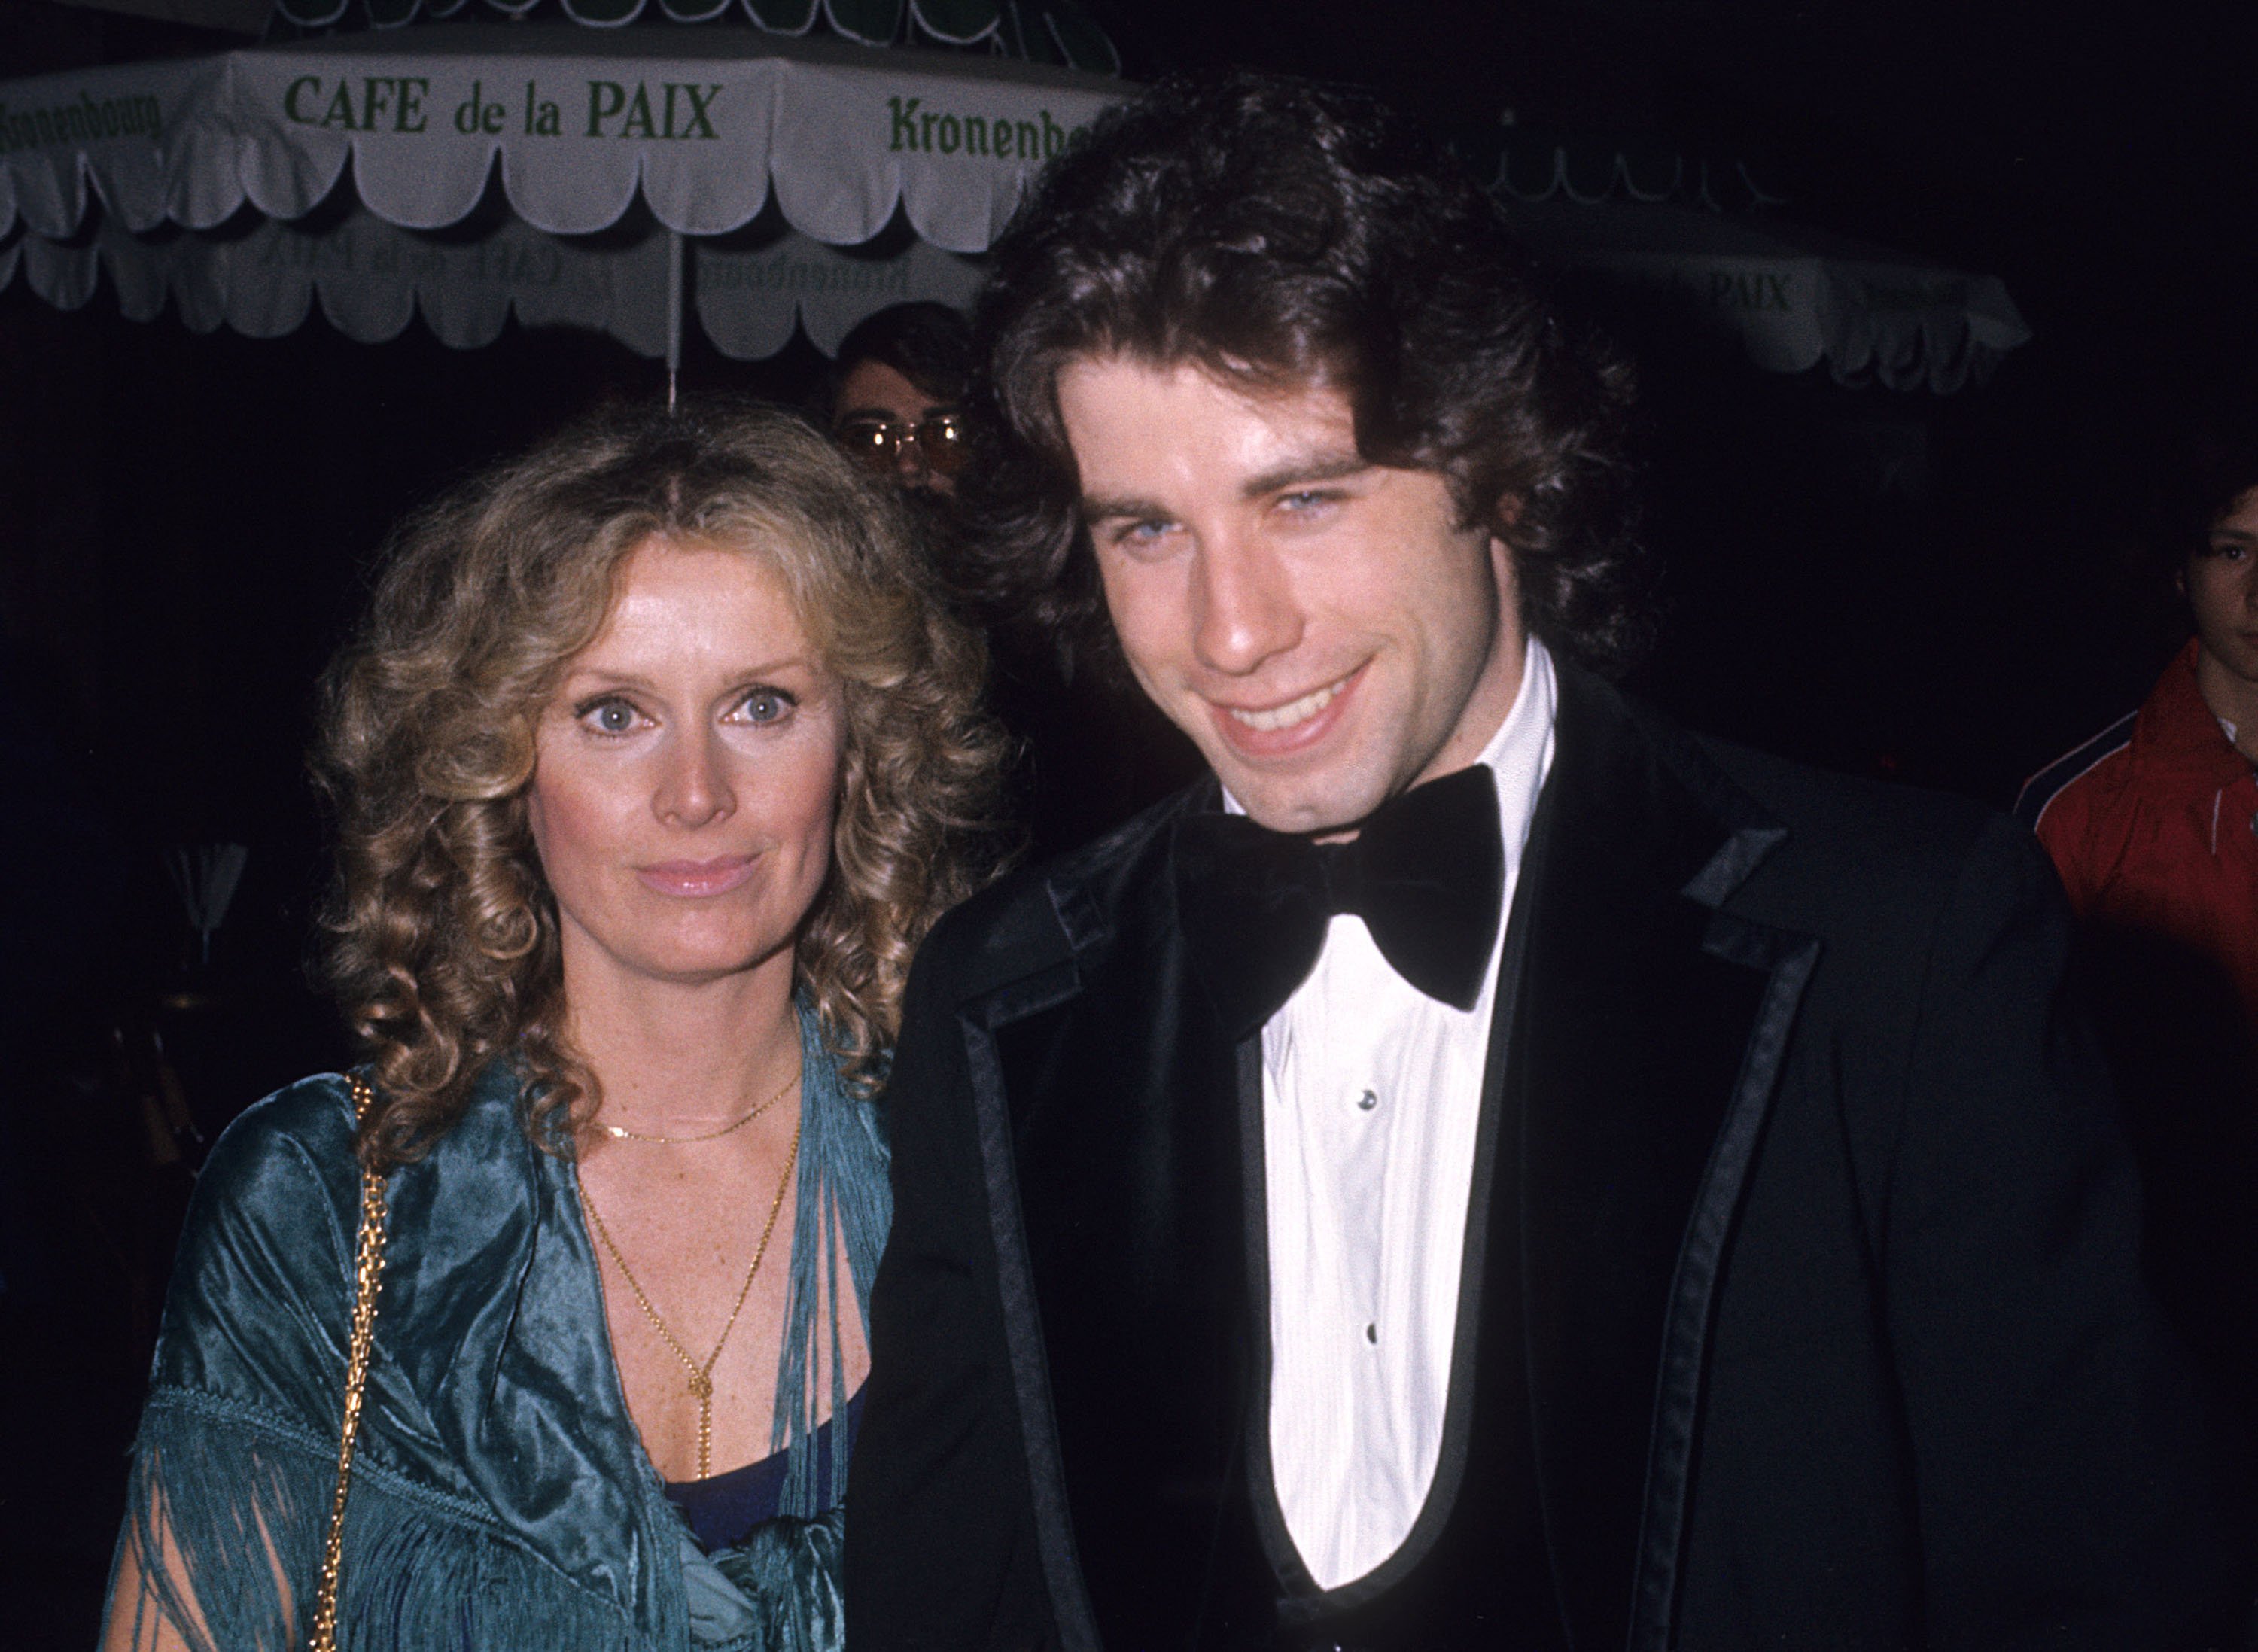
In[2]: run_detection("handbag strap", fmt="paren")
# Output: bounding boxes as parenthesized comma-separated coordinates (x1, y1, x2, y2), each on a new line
(309, 1075, 391, 1652)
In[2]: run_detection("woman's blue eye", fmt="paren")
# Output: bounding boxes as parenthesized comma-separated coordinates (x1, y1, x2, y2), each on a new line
(583, 699, 638, 734)
(741, 690, 792, 725)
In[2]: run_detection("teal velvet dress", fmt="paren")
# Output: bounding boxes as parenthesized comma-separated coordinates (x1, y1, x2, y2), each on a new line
(105, 1007, 890, 1652)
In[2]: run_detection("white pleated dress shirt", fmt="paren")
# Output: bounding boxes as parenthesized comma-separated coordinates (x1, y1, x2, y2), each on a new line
(1253, 635, 1556, 1591)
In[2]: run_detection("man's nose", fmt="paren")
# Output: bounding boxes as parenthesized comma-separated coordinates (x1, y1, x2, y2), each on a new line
(1191, 533, 1303, 677)
(653, 726, 735, 827)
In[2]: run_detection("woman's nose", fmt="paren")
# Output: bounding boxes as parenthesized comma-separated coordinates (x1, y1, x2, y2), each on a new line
(654, 727, 735, 827)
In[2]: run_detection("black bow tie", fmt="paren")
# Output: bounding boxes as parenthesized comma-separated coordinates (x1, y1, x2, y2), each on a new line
(1173, 765, 1506, 1042)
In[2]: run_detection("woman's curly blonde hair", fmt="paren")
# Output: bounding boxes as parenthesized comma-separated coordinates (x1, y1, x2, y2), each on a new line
(317, 398, 1007, 1170)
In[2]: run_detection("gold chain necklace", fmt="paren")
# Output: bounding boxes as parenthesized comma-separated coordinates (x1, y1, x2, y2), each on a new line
(596, 1066, 798, 1145)
(579, 1110, 802, 1480)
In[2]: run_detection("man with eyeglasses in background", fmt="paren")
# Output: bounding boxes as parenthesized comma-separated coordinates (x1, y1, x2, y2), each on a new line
(826, 301, 974, 499)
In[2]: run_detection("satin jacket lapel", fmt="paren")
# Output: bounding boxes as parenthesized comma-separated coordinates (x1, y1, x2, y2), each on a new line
(1517, 668, 1820, 1652)
(951, 786, 1268, 1652)
(379, 1067, 665, 1625)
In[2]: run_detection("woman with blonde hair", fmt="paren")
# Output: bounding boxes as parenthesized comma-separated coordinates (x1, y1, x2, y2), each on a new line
(100, 400, 1003, 1652)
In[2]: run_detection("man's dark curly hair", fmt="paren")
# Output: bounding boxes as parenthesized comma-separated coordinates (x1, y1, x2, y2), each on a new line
(960, 71, 1651, 678)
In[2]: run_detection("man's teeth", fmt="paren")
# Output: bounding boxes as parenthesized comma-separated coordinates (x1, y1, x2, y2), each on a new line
(1230, 678, 1344, 733)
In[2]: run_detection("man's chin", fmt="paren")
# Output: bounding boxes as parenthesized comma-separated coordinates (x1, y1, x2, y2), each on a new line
(1220, 769, 1392, 838)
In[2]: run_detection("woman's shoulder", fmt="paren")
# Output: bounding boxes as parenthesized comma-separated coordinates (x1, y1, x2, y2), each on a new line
(202, 1064, 529, 1200)
(171, 1065, 519, 1287)
(150, 1075, 369, 1407)
(196, 1072, 364, 1224)
(153, 1066, 537, 1411)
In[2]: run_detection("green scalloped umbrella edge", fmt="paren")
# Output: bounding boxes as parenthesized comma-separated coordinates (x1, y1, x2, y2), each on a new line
(1043, 5, 1117, 74)
(826, 0, 905, 45)
(911, 0, 997, 46)
(744, 0, 820, 32)
(561, 0, 648, 23)
(265, 0, 1111, 68)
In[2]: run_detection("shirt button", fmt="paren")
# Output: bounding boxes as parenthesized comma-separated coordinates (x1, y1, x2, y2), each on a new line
(1357, 1088, 1378, 1112)
(1365, 1323, 1378, 1344)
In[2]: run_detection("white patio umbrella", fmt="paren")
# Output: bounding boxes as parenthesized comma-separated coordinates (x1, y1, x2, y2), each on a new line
(0, 23, 1125, 367)
(2, 39, 2027, 395)
(1502, 197, 2032, 394)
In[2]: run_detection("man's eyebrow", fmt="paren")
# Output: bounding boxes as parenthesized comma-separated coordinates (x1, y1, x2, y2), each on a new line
(1080, 491, 1170, 524)
(838, 402, 955, 422)
(1238, 452, 1374, 500)
(1079, 455, 1374, 524)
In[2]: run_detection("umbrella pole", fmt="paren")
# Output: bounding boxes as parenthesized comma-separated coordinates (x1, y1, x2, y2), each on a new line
(666, 230, 685, 413)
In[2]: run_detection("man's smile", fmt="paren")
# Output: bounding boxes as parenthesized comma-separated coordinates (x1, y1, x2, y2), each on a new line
(1220, 667, 1362, 733)
(1207, 664, 1369, 762)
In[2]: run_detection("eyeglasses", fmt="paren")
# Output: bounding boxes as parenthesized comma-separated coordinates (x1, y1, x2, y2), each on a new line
(834, 412, 969, 477)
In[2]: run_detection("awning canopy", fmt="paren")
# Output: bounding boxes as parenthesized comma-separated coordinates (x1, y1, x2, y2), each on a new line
(0, 25, 1121, 357)
(1469, 124, 1788, 213)
(1, 198, 985, 357)
(1505, 199, 2032, 394)
(1, 36, 2029, 391)
(0, 26, 1119, 245)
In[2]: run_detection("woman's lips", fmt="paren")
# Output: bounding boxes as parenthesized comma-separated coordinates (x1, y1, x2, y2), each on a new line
(636, 855, 757, 898)
(1208, 665, 1364, 760)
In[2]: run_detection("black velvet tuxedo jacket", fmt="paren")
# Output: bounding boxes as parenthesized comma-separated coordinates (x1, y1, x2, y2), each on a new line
(847, 663, 2249, 1651)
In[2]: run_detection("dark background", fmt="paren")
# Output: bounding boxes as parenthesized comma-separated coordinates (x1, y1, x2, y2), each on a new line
(5, 0, 2254, 1642)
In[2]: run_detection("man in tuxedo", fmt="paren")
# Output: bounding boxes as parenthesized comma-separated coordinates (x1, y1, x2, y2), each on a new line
(844, 75, 2248, 1650)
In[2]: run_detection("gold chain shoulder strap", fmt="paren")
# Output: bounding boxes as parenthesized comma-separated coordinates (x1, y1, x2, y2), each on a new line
(309, 1075, 391, 1652)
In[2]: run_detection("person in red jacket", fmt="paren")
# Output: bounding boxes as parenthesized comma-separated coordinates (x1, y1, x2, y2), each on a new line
(2021, 476, 2258, 1017)
(2019, 443, 2258, 1417)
